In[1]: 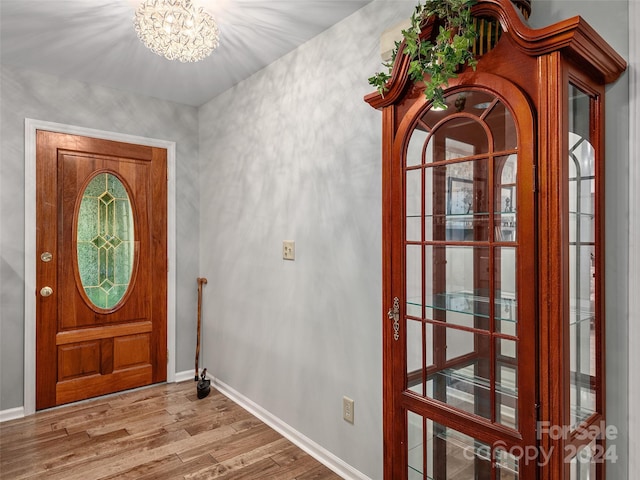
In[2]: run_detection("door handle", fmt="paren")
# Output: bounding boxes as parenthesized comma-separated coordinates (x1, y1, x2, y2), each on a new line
(388, 297, 400, 341)
(40, 286, 53, 297)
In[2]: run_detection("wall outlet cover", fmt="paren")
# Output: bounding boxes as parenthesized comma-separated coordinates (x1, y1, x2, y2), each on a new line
(343, 396, 354, 424)
(283, 240, 295, 260)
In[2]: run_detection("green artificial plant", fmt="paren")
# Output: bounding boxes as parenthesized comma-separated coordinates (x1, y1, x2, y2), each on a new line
(368, 0, 478, 109)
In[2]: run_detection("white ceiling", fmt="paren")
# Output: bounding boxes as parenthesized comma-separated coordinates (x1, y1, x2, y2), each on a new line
(0, 0, 374, 106)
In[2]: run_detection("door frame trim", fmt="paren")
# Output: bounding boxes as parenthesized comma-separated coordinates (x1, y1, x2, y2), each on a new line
(24, 118, 176, 415)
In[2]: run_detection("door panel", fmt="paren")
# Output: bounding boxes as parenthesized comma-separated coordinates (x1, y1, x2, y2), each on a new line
(36, 130, 167, 410)
(58, 342, 101, 381)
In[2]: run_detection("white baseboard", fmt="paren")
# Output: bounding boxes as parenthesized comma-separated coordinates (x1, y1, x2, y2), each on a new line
(210, 375, 372, 480)
(174, 369, 199, 383)
(0, 406, 25, 423)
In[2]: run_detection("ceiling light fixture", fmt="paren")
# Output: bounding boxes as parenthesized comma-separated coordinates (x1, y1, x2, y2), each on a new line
(134, 0, 220, 63)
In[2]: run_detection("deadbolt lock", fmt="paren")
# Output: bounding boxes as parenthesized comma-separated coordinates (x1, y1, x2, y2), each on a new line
(40, 252, 53, 262)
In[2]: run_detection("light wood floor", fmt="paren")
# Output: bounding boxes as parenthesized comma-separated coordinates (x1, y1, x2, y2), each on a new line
(0, 381, 343, 480)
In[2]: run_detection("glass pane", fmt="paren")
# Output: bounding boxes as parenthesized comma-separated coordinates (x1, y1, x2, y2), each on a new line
(406, 168, 422, 242)
(77, 173, 135, 310)
(425, 160, 490, 242)
(485, 101, 517, 151)
(451, 91, 495, 117)
(495, 247, 517, 335)
(569, 132, 595, 245)
(406, 244, 422, 318)
(427, 328, 491, 420)
(569, 131, 595, 175)
(496, 338, 518, 428)
(407, 125, 430, 167)
(421, 91, 497, 128)
(426, 117, 489, 162)
(425, 245, 491, 331)
(495, 155, 517, 242)
(446, 327, 475, 361)
(496, 449, 519, 479)
(408, 411, 424, 479)
(405, 321, 436, 396)
(425, 420, 492, 479)
(407, 319, 423, 395)
(568, 224, 596, 426)
(569, 442, 597, 480)
(568, 85, 597, 427)
(425, 323, 434, 369)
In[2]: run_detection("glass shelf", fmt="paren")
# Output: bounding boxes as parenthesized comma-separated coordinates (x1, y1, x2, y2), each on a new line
(407, 360, 518, 429)
(406, 211, 517, 218)
(406, 212, 517, 242)
(428, 363, 518, 398)
(407, 291, 517, 323)
(407, 420, 516, 479)
(570, 405, 596, 428)
(569, 211, 594, 218)
(407, 212, 517, 225)
(569, 306, 594, 326)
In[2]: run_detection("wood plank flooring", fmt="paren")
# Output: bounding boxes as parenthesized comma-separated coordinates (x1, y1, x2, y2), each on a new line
(0, 382, 343, 480)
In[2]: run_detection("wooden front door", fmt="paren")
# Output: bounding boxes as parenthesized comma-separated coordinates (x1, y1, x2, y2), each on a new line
(36, 130, 167, 410)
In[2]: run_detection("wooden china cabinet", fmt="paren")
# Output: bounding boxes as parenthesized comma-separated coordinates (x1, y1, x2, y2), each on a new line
(364, 0, 626, 478)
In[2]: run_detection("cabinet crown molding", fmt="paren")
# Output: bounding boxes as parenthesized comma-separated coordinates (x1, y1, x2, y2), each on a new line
(365, 0, 627, 110)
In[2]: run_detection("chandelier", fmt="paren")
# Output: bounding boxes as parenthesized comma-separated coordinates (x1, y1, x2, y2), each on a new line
(134, 0, 220, 63)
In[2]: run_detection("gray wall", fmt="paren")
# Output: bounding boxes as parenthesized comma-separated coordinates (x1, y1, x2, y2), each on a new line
(529, 3, 630, 478)
(198, 0, 631, 478)
(197, 2, 413, 477)
(0, 65, 201, 409)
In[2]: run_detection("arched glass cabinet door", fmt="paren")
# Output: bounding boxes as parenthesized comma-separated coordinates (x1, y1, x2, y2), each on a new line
(398, 85, 537, 479)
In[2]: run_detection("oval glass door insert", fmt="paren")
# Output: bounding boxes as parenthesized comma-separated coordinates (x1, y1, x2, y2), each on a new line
(77, 172, 135, 309)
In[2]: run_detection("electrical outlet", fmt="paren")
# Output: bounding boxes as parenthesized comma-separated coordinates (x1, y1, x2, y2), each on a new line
(343, 396, 354, 424)
(283, 241, 295, 260)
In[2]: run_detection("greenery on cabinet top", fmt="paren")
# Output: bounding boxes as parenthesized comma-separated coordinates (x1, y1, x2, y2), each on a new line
(368, 0, 478, 110)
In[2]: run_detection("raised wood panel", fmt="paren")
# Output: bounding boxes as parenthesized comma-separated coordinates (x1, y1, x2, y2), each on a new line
(114, 334, 151, 370)
(56, 321, 152, 345)
(57, 342, 101, 381)
(56, 366, 152, 406)
(101, 338, 114, 375)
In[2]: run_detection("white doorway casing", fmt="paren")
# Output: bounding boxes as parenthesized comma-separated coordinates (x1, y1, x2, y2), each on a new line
(23, 119, 176, 416)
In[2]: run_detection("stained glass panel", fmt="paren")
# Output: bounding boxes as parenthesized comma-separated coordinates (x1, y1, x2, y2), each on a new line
(77, 173, 134, 309)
